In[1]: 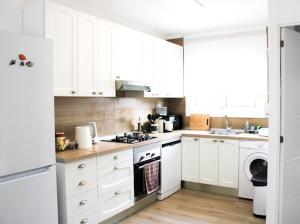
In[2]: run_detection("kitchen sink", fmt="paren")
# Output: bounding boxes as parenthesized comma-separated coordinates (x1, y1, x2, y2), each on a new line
(209, 130, 244, 136)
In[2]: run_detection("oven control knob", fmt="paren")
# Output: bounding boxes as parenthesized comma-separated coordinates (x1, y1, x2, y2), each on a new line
(151, 153, 155, 157)
(139, 156, 145, 162)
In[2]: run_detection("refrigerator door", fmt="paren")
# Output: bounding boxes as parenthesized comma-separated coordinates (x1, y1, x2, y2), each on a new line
(0, 31, 55, 176)
(0, 165, 58, 224)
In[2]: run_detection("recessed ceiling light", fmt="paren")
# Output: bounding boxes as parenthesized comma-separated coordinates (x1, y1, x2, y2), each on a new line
(192, 0, 205, 7)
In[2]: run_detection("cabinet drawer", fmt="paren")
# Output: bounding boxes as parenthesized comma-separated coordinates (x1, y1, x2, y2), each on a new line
(65, 157, 97, 178)
(97, 149, 133, 168)
(67, 210, 97, 224)
(98, 160, 133, 195)
(98, 183, 134, 222)
(66, 189, 97, 218)
(65, 172, 97, 197)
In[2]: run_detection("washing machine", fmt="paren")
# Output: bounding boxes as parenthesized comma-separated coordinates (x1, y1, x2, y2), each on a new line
(239, 141, 268, 199)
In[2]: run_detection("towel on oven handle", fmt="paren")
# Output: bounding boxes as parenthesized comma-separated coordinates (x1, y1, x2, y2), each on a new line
(143, 160, 160, 194)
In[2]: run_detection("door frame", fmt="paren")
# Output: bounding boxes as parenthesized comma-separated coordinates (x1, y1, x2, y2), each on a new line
(268, 21, 300, 224)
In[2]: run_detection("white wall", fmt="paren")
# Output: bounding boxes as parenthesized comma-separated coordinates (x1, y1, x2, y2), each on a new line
(184, 30, 268, 118)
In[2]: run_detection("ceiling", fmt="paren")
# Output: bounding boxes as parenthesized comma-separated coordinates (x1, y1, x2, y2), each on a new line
(55, 0, 268, 37)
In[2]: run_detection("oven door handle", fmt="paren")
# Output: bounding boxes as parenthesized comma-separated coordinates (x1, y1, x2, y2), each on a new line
(138, 160, 161, 169)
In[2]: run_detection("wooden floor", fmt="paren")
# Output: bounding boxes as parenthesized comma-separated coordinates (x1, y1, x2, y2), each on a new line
(120, 189, 265, 224)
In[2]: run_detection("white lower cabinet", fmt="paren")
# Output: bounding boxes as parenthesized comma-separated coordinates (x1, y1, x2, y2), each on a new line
(98, 183, 134, 222)
(97, 148, 134, 223)
(218, 139, 239, 188)
(56, 149, 134, 224)
(182, 137, 239, 189)
(182, 137, 200, 182)
(199, 138, 219, 185)
(56, 157, 98, 224)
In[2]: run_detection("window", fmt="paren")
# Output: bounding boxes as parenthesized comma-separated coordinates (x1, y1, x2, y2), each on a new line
(184, 30, 268, 118)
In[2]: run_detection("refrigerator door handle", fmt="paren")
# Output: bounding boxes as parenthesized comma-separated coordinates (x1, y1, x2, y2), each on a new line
(0, 166, 52, 183)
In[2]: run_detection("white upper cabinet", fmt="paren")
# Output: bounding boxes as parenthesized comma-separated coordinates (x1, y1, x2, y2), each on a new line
(97, 19, 116, 97)
(181, 137, 200, 182)
(218, 139, 239, 188)
(199, 138, 219, 185)
(164, 42, 184, 98)
(115, 25, 143, 82)
(77, 12, 98, 96)
(45, 2, 78, 96)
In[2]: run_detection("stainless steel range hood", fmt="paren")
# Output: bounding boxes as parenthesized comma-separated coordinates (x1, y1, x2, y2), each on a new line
(115, 80, 151, 97)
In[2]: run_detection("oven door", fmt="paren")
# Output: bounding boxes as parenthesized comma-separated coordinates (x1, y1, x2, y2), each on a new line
(134, 157, 161, 201)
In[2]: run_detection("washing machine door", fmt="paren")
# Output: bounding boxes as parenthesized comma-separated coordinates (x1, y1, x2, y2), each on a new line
(244, 152, 268, 181)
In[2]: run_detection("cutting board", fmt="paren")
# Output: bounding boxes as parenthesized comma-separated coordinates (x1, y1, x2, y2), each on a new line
(190, 114, 210, 131)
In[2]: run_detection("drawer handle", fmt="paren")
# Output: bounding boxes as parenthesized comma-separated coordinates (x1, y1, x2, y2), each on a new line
(194, 138, 198, 141)
(115, 191, 121, 196)
(80, 218, 88, 224)
(114, 166, 119, 170)
(113, 155, 119, 160)
(78, 181, 87, 186)
(78, 164, 86, 169)
(219, 140, 225, 143)
(212, 139, 218, 143)
(79, 200, 87, 206)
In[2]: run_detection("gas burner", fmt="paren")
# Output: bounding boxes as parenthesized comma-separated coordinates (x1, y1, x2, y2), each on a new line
(102, 132, 156, 144)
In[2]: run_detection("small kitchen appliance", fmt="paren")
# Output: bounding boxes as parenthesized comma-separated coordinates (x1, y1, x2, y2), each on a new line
(167, 115, 183, 130)
(84, 122, 99, 144)
(75, 126, 93, 149)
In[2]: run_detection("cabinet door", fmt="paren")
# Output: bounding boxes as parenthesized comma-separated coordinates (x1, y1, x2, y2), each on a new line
(46, 2, 78, 96)
(115, 25, 143, 81)
(199, 138, 219, 185)
(219, 139, 239, 188)
(181, 137, 199, 182)
(77, 12, 98, 96)
(145, 38, 166, 97)
(164, 42, 184, 98)
(97, 19, 116, 97)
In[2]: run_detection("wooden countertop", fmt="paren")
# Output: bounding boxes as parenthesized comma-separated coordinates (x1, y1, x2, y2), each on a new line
(56, 130, 268, 163)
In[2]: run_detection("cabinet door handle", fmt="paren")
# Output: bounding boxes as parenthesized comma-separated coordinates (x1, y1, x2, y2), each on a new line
(80, 218, 88, 224)
(212, 139, 218, 143)
(99, 92, 103, 95)
(71, 91, 76, 94)
(78, 181, 87, 186)
(114, 166, 119, 170)
(78, 164, 86, 169)
(194, 138, 198, 141)
(79, 200, 88, 206)
(113, 155, 119, 160)
(116, 76, 120, 79)
(219, 139, 225, 143)
(92, 92, 96, 95)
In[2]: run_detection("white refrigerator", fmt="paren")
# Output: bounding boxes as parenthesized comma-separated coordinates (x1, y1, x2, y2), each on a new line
(0, 31, 58, 224)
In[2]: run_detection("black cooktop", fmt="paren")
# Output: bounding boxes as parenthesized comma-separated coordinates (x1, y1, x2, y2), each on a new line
(102, 132, 157, 144)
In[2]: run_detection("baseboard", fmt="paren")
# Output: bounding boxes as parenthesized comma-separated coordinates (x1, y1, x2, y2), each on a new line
(182, 181, 239, 197)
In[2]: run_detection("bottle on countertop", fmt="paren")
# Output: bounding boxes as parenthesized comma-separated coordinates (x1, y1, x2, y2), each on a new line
(245, 121, 250, 131)
(138, 117, 142, 133)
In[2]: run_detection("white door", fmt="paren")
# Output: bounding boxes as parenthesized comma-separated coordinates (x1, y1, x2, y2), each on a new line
(46, 2, 78, 96)
(218, 139, 239, 188)
(164, 42, 184, 98)
(115, 25, 143, 81)
(0, 31, 55, 176)
(199, 138, 219, 185)
(98, 19, 116, 97)
(279, 27, 300, 223)
(77, 12, 98, 96)
(181, 137, 199, 182)
(0, 166, 58, 224)
(145, 38, 166, 97)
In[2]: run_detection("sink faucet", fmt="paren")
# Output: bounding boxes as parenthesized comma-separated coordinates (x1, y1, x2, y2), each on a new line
(224, 115, 232, 135)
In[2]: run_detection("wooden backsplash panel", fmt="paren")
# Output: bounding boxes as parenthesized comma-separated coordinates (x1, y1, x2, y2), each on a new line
(166, 98, 268, 129)
(55, 97, 166, 140)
